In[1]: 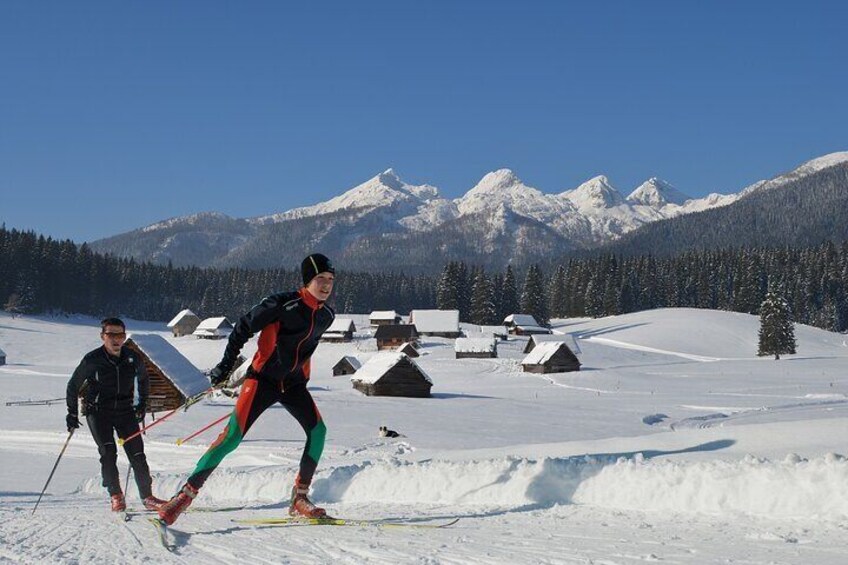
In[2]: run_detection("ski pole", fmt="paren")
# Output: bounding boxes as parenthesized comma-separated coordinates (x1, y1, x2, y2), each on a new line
(176, 412, 230, 446)
(33, 429, 75, 515)
(117, 386, 215, 446)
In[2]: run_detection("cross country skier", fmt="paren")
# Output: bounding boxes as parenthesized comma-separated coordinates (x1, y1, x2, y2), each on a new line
(158, 253, 336, 525)
(66, 317, 167, 512)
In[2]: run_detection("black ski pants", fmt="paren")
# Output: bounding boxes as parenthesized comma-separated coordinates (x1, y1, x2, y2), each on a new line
(86, 410, 153, 498)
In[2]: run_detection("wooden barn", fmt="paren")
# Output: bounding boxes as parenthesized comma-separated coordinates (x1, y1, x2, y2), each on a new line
(503, 314, 551, 336)
(333, 355, 361, 376)
(0, 346, 5, 366)
(523, 334, 567, 354)
(370, 310, 401, 327)
(455, 337, 498, 359)
(408, 309, 461, 338)
(321, 318, 356, 343)
(397, 341, 419, 358)
(521, 341, 581, 374)
(375, 324, 419, 350)
(124, 334, 211, 413)
(351, 352, 433, 398)
(166, 309, 202, 337)
(193, 317, 233, 339)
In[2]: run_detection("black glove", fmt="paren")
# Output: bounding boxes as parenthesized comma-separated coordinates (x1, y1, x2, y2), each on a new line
(66, 413, 80, 432)
(134, 402, 146, 422)
(209, 362, 232, 387)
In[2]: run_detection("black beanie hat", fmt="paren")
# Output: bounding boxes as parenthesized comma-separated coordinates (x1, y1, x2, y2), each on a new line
(301, 253, 335, 286)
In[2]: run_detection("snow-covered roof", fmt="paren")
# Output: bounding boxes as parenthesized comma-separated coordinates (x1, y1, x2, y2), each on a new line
(0, 346, 5, 356)
(326, 318, 356, 333)
(370, 310, 399, 320)
(455, 337, 496, 353)
(528, 334, 564, 346)
(335, 355, 362, 370)
(167, 309, 199, 327)
(196, 317, 231, 331)
(350, 352, 433, 385)
(504, 314, 539, 326)
(409, 309, 460, 333)
(126, 333, 209, 397)
(521, 341, 569, 365)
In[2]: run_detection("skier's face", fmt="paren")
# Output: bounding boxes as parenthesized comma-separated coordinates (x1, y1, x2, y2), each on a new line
(100, 324, 126, 356)
(306, 272, 335, 302)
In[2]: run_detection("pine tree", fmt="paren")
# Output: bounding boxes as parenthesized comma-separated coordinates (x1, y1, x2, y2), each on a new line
(500, 265, 519, 322)
(469, 270, 497, 325)
(520, 264, 549, 326)
(758, 289, 797, 359)
(548, 265, 567, 319)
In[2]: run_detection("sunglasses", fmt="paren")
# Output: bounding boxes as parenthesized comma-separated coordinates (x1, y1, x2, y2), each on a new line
(102, 332, 127, 338)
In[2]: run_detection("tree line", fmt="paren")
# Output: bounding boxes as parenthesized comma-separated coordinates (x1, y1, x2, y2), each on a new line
(3, 226, 848, 333)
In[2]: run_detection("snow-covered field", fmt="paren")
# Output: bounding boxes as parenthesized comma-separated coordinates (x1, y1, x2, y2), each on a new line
(1, 308, 847, 564)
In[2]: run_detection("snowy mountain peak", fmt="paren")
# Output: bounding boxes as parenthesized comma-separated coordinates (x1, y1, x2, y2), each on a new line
(740, 150, 848, 197)
(469, 169, 523, 195)
(628, 177, 690, 207)
(376, 168, 404, 191)
(562, 175, 625, 209)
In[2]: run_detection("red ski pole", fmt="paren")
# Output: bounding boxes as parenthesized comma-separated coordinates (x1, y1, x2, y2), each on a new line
(176, 412, 230, 446)
(118, 386, 215, 446)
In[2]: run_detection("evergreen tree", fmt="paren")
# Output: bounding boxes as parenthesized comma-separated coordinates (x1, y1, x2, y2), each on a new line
(469, 270, 497, 325)
(520, 264, 549, 326)
(757, 289, 797, 359)
(548, 265, 567, 319)
(500, 265, 519, 322)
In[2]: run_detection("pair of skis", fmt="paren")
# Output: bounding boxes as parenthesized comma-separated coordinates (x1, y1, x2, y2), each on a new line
(147, 515, 459, 552)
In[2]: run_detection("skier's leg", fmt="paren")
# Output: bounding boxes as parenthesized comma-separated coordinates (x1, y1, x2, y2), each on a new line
(115, 413, 153, 499)
(186, 377, 277, 489)
(279, 383, 325, 486)
(86, 413, 121, 495)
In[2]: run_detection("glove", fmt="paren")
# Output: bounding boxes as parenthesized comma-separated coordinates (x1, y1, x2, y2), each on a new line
(66, 413, 80, 432)
(209, 362, 231, 387)
(134, 402, 146, 422)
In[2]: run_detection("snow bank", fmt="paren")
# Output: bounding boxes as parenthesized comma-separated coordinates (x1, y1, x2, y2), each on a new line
(84, 452, 848, 520)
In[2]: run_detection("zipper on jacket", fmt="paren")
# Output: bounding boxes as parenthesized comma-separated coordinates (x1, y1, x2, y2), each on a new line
(287, 306, 317, 390)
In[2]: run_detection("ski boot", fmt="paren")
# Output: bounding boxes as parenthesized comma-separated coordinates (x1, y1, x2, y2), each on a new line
(158, 484, 198, 525)
(143, 495, 167, 512)
(110, 492, 126, 512)
(289, 482, 327, 518)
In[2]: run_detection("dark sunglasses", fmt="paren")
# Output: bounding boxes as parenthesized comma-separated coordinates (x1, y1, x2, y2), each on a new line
(102, 331, 127, 338)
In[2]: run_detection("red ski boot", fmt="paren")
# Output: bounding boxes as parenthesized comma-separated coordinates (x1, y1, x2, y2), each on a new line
(158, 484, 198, 525)
(289, 483, 327, 518)
(110, 493, 126, 512)
(143, 495, 167, 512)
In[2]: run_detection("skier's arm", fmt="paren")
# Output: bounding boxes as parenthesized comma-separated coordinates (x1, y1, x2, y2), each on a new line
(218, 294, 283, 371)
(66, 358, 91, 416)
(135, 356, 149, 409)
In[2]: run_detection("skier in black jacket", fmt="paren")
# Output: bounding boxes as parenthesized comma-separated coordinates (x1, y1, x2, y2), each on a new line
(66, 317, 166, 512)
(159, 253, 336, 525)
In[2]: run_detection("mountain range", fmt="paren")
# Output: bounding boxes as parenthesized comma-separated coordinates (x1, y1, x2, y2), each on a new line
(91, 152, 848, 271)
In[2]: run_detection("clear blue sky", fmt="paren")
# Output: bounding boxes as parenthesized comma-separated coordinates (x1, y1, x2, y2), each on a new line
(2, 1, 846, 242)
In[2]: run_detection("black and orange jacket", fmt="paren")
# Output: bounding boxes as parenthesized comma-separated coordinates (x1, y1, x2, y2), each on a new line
(66, 346, 148, 416)
(221, 288, 335, 390)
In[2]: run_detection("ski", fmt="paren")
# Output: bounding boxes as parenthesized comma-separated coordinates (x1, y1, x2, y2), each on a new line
(128, 504, 244, 516)
(233, 516, 460, 529)
(148, 517, 176, 552)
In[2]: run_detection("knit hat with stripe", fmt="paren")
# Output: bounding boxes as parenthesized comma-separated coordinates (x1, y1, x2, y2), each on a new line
(301, 253, 335, 286)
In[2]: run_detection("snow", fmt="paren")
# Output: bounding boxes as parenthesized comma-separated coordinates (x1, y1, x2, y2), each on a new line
(454, 337, 496, 353)
(325, 317, 355, 333)
(627, 177, 691, 207)
(369, 310, 398, 321)
(126, 333, 210, 398)
(520, 340, 570, 365)
(348, 351, 433, 385)
(408, 309, 459, 334)
(2, 308, 848, 563)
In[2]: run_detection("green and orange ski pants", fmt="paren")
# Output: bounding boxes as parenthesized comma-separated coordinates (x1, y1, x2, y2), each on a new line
(186, 377, 326, 490)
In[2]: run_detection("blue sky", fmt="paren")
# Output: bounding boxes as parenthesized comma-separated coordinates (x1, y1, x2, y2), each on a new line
(1, 1, 846, 242)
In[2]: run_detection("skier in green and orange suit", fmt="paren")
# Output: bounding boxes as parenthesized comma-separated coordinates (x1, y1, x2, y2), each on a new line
(159, 253, 336, 525)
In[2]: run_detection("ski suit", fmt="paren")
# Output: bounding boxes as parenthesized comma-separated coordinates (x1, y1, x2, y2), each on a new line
(187, 287, 335, 490)
(66, 346, 154, 497)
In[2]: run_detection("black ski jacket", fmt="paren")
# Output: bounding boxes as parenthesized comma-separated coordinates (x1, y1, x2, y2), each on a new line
(66, 346, 148, 416)
(221, 288, 335, 390)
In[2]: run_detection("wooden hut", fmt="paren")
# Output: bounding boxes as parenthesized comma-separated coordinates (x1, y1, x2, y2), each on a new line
(0, 346, 5, 366)
(408, 309, 461, 338)
(166, 309, 202, 337)
(321, 318, 356, 343)
(503, 314, 551, 336)
(124, 334, 211, 412)
(375, 324, 419, 350)
(193, 317, 233, 339)
(333, 356, 361, 376)
(523, 334, 566, 354)
(397, 342, 419, 358)
(370, 310, 401, 327)
(455, 337, 498, 359)
(521, 341, 581, 374)
(351, 352, 432, 397)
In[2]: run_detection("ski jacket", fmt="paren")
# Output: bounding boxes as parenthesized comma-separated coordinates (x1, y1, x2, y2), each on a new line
(66, 346, 148, 416)
(221, 288, 335, 390)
